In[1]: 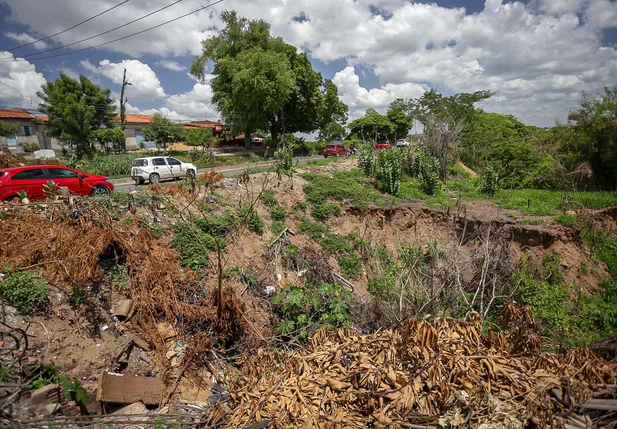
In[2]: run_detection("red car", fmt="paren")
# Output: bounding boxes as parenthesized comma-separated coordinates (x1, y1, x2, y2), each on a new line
(323, 143, 349, 158)
(373, 141, 391, 150)
(0, 165, 114, 201)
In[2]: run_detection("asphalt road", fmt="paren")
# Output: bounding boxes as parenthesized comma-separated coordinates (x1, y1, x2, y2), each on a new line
(112, 154, 323, 193)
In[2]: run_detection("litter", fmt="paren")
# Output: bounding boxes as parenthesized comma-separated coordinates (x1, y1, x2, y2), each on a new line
(97, 372, 164, 405)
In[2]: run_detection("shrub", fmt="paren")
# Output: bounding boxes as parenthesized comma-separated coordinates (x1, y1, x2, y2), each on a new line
(270, 221, 287, 235)
(270, 205, 287, 221)
(271, 283, 352, 341)
(195, 210, 237, 237)
(237, 205, 265, 234)
(377, 149, 403, 196)
(358, 142, 377, 177)
(22, 142, 40, 153)
(249, 153, 262, 163)
(311, 203, 341, 220)
(337, 253, 363, 279)
(0, 272, 49, 315)
(480, 164, 501, 197)
(172, 223, 217, 269)
(260, 189, 278, 208)
(418, 155, 442, 196)
(301, 170, 380, 210)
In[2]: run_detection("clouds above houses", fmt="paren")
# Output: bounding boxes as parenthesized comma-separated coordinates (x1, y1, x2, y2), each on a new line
(0, 0, 616, 126)
(0, 52, 46, 108)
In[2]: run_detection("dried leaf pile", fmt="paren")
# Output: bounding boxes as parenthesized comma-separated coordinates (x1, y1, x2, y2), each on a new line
(223, 316, 616, 428)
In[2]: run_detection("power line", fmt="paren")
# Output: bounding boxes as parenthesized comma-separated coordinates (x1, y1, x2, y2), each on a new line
(4, 0, 225, 63)
(11, 0, 185, 60)
(7, 0, 131, 52)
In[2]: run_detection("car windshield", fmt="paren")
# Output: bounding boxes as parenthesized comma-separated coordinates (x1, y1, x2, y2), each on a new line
(132, 159, 147, 167)
(326, 145, 336, 149)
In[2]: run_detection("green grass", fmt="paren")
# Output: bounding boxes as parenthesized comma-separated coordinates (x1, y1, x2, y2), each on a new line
(399, 177, 453, 208)
(300, 169, 383, 210)
(493, 189, 617, 216)
(554, 214, 579, 227)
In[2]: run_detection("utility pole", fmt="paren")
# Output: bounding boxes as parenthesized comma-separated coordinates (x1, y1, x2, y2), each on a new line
(120, 68, 132, 130)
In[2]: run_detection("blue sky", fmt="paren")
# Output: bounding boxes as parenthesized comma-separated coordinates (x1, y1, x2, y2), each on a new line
(1, 0, 616, 128)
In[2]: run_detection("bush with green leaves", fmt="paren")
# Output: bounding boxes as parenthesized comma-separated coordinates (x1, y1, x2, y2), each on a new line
(337, 253, 363, 279)
(480, 164, 502, 197)
(260, 189, 278, 208)
(402, 147, 442, 196)
(311, 203, 341, 220)
(172, 223, 217, 269)
(270, 220, 287, 235)
(274, 143, 296, 179)
(270, 205, 287, 221)
(271, 283, 352, 340)
(377, 149, 403, 195)
(0, 271, 49, 315)
(237, 205, 265, 234)
(298, 218, 353, 254)
(301, 169, 380, 210)
(358, 142, 377, 177)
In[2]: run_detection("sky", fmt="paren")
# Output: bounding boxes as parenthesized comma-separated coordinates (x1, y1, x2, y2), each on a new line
(0, 0, 616, 131)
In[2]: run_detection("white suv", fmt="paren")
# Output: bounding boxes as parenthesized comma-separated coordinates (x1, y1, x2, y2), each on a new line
(131, 156, 198, 185)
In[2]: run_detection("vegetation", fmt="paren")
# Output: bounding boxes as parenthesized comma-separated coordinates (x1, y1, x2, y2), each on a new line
(191, 11, 347, 147)
(0, 122, 20, 137)
(93, 127, 126, 154)
(0, 271, 49, 315)
(237, 204, 265, 234)
(301, 169, 382, 210)
(185, 127, 219, 154)
(337, 253, 363, 279)
(37, 72, 116, 158)
(142, 113, 186, 152)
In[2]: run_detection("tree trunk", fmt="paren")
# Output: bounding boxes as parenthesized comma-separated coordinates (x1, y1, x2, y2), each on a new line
(244, 126, 251, 150)
(271, 122, 279, 150)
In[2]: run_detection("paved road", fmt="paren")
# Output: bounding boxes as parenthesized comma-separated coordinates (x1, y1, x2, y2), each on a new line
(112, 154, 323, 193)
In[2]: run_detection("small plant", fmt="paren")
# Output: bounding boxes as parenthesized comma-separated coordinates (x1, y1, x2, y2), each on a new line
(274, 142, 296, 180)
(270, 221, 287, 235)
(377, 149, 403, 196)
(0, 271, 49, 315)
(418, 155, 442, 196)
(311, 203, 341, 220)
(271, 283, 352, 341)
(554, 214, 579, 227)
(358, 142, 376, 177)
(480, 164, 501, 197)
(270, 205, 287, 221)
(260, 189, 278, 208)
(172, 223, 218, 269)
(58, 374, 88, 405)
(22, 142, 39, 153)
(43, 181, 60, 199)
(249, 153, 262, 163)
(337, 253, 363, 279)
(237, 205, 265, 234)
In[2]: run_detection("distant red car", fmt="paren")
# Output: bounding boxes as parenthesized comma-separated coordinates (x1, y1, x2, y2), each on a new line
(373, 141, 391, 150)
(0, 165, 114, 201)
(323, 143, 349, 158)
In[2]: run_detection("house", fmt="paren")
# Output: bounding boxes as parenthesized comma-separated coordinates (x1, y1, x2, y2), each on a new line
(0, 109, 61, 153)
(183, 119, 229, 136)
(110, 114, 156, 150)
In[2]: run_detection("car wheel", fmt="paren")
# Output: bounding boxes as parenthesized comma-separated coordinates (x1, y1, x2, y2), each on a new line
(91, 185, 111, 196)
(149, 173, 160, 185)
(186, 169, 196, 180)
(323, 155, 328, 158)
(134, 177, 145, 186)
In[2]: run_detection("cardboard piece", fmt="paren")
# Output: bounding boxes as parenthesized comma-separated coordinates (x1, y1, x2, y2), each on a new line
(111, 300, 136, 321)
(97, 372, 163, 405)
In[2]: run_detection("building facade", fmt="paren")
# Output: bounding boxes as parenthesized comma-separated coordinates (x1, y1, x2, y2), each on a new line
(0, 109, 62, 153)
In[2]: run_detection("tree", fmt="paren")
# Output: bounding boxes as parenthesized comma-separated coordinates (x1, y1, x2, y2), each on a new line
(318, 122, 346, 142)
(186, 127, 220, 154)
(387, 98, 413, 140)
(348, 109, 395, 142)
(94, 127, 126, 154)
(567, 86, 617, 190)
(406, 89, 493, 178)
(191, 11, 347, 149)
(37, 72, 115, 158)
(0, 122, 20, 137)
(142, 113, 185, 152)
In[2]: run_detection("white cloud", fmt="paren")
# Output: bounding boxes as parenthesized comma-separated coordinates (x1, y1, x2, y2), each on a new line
(141, 107, 191, 122)
(0, 51, 46, 108)
(4, 32, 47, 50)
(333, 66, 425, 120)
(155, 60, 186, 71)
(80, 59, 166, 101)
(164, 79, 219, 120)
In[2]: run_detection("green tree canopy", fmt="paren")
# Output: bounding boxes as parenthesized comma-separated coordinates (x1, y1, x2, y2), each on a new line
(142, 113, 185, 152)
(318, 122, 347, 142)
(37, 72, 115, 158)
(348, 109, 395, 141)
(0, 122, 20, 137)
(567, 86, 617, 189)
(387, 98, 413, 139)
(185, 126, 220, 153)
(93, 127, 126, 154)
(191, 11, 348, 148)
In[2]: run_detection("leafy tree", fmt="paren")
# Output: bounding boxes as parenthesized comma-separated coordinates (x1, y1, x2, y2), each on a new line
(142, 113, 185, 152)
(0, 122, 20, 137)
(348, 109, 395, 142)
(406, 89, 493, 178)
(37, 72, 115, 158)
(387, 98, 413, 140)
(94, 127, 126, 154)
(567, 86, 617, 189)
(186, 127, 219, 154)
(318, 122, 346, 142)
(191, 11, 347, 148)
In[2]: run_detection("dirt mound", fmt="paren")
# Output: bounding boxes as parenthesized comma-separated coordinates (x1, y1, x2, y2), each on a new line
(221, 308, 616, 428)
(0, 153, 62, 169)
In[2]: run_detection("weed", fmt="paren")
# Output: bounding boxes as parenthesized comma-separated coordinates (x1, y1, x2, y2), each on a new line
(270, 205, 287, 221)
(237, 205, 265, 234)
(554, 214, 579, 227)
(249, 153, 262, 163)
(337, 254, 363, 279)
(294, 201, 308, 212)
(271, 283, 352, 341)
(311, 203, 341, 220)
(270, 221, 287, 235)
(377, 149, 403, 196)
(0, 271, 49, 315)
(298, 218, 352, 254)
(261, 189, 278, 208)
(480, 164, 501, 197)
(301, 170, 381, 209)
(172, 223, 217, 269)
